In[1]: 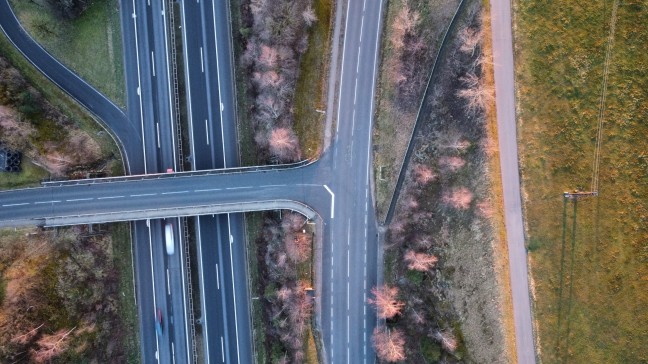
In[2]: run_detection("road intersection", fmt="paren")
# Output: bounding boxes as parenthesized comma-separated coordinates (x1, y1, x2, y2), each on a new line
(0, 0, 537, 362)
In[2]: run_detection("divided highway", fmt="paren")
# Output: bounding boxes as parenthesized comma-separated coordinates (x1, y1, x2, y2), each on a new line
(0, 0, 417, 363)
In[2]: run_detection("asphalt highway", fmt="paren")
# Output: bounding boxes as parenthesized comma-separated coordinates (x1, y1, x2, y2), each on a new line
(0, 0, 145, 173)
(1, 0, 389, 363)
(120, 0, 192, 362)
(180, 0, 253, 361)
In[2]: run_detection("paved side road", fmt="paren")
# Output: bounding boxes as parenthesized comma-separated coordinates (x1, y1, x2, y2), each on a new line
(489, 0, 537, 363)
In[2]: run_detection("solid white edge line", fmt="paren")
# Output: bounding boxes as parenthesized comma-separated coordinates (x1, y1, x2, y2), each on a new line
(161, 0, 179, 172)
(226, 214, 241, 363)
(196, 217, 211, 364)
(335, 0, 352, 135)
(132, 0, 148, 173)
(180, 0, 198, 169)
(211, 0, 228, 168)
(146, 221, 160, 363)
(323, 184, 335, 219)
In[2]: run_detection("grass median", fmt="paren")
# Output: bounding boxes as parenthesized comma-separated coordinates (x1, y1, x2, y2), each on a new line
(9, 0, 125, 107)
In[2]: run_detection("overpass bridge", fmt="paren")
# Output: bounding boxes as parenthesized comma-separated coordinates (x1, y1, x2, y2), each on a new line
(0, 161, 331, 228)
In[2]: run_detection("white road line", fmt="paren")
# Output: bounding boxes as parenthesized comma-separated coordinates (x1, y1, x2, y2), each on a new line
(146, 221, 159, 362)
(156, 122, 161, 148)
(131, 193, 157, 197)
(220, 336, 225, 363)
(151, 51, 156, 76)
(172, 342, 176, 364)
(2, 202, 28, 207)
(216, 263, 220, 290)
(161, 190, 189, 195)
(210, 0, 228, 168)
(323, 185, 335, 219)
(205, 119, 210, 145)
(66, 198, 93, 202)
(97, 196, 124, 200)
(131, 0, 148, 173)
(351, 109, 356, 136)
(196, 218, 211, 364)
(161, 0, 179, 173)
(194, 188, 221, 193)
(359, 14, 365, 44)
(225, 186, 252, 190)
(226, 215, 241, 363)
(200, 47, 204, 73)
(354, 77, 358, 105)
(260, 184, 286, 188)
(167, 268, 171, 295)
(180, 0, 198, 170)
(335, 0, 353, 134)
(34, 200, 61, 204)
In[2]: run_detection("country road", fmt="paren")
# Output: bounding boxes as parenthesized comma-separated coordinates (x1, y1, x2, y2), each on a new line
(489, 0, 537, 363)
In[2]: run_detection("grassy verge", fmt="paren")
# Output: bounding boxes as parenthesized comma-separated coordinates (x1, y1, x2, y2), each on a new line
(229, 0, 257, 166)
(514, 1, 648, 362)
(377, 1, 512, 361)
(293, 0, 333, 160)
(244, 212, 267, 363)
(0, 158, 49, 189)
(111, 222, 142, 364)
(373, 0, 461, 221)
(9, 0, 125, 107)
(0, 32, 125, 176)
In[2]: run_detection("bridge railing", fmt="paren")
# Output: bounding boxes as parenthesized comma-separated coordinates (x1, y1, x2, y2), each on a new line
(41, 159, 315, 187)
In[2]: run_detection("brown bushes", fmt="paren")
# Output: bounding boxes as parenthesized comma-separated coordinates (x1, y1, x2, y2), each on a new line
(0, 226, 126, 362)
(240, 0, 317, 163)
(0, 56, 107, 176)
(253, 211, 314, 361)
(375, 3, 508, 362)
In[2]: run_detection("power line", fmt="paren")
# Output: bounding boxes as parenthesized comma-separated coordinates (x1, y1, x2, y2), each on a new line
(590, 0, 619, 193)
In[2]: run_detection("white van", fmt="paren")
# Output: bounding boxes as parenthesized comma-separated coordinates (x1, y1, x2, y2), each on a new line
(165, 223, 175, 255)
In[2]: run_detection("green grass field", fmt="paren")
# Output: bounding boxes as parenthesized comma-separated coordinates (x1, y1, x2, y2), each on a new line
(293, 0, 333, 160)
(0, 159, 49, 189)
(9, 0, 125, 107)
(515, 1, 648, 362)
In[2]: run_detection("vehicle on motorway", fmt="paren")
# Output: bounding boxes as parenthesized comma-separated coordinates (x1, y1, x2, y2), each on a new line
(165, 222, 175, 255)
(155, 308, 163, 336)
(166, 168, 173, 173)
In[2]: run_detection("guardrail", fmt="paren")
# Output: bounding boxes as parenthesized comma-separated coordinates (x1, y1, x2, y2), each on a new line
(41, 159, 315, 187)
(40, 200, 319, 227)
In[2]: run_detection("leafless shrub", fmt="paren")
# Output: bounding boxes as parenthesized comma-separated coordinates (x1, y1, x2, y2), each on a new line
(372, 326, 407, 362)
(368, 285, 405, 320)
(456, 71, 494, 115)
(404, 250, 438, 271)
(269, 127, 302, 162)
(443, 187, 474, 210)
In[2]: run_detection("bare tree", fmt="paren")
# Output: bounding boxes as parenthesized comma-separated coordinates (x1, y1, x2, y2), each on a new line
(443, 187, 474, 210)
(368, 285, 405, 319)
(459, 27, 482, 56)
(302, 6, 317, 27)
(372, 326, 406, 362)
(269, 127, 302, 162)
(456, 71, 494, 115)
(30, 327, 76, 363)
(404, 250, 438, 271)
(434, 330, 458, 353)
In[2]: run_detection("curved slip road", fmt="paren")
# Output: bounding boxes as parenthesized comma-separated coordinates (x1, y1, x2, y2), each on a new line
(0, 0, 144, 173)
